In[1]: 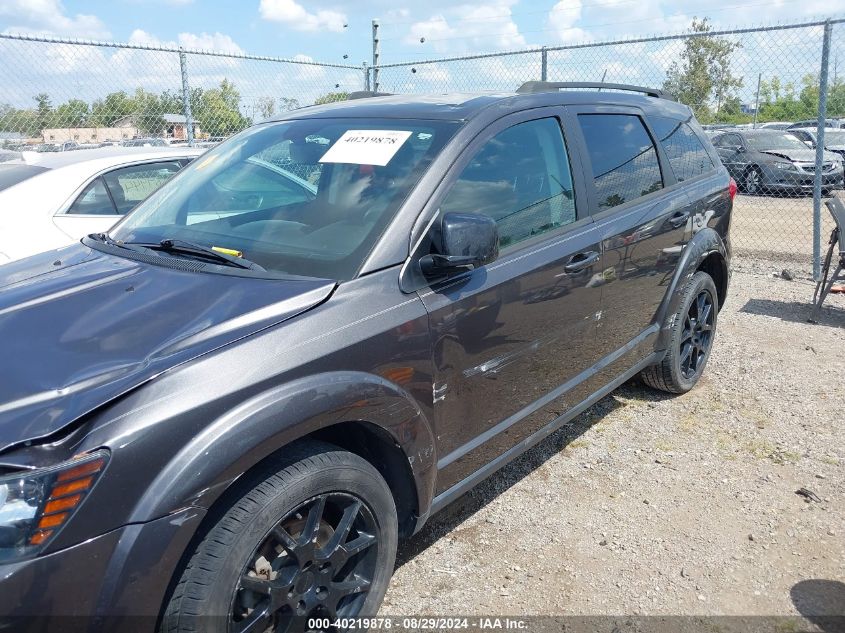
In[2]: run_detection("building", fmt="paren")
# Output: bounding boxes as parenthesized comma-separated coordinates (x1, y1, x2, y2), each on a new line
(40, 126, 136, 144)
(112, 113, 198, 140)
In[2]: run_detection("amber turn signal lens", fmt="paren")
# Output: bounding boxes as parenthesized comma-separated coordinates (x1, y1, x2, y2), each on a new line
(37, 512, 69, 529)
(25, 452, 107, 547)
(56, 457, 105, 482)
(43, 494, 83, 515)
(50, 476, 94, 498)
(28, 530, 54, 545)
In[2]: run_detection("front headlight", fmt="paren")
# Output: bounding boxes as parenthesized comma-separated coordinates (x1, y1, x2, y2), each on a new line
(772, 161, 794, 170)
(0, 450, 107, 562)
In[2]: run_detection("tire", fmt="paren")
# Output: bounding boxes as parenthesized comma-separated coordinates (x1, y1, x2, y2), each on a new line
(641, 271, 718, 394)
(161, 441, 398, 633)
(742, 166, 764, 195)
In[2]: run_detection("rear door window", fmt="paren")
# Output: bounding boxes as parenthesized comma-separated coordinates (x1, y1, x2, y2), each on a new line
(102, 161, 183, 215)
(577, 113, 663, 211)
(649, 116, 716, 182)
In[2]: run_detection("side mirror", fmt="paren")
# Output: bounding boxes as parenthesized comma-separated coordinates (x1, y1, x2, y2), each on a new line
(420, 212, 499, 277)
(735, 145, 746, 153)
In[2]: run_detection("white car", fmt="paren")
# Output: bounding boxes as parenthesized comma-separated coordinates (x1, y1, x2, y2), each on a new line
(0, 146, 204, 264)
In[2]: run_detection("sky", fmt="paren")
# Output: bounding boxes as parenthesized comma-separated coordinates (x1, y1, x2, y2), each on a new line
(0, 0, 843, 112)
(1, 0, 842, 65)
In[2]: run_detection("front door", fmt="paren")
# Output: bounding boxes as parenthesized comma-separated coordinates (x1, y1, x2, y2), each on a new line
(415, 112, 604, 494)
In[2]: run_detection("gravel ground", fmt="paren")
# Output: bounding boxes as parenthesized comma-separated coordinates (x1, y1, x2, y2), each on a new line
(380, 257, 845, 620)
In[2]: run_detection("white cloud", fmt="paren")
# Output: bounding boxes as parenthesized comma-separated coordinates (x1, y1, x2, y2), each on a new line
(548, 0, 589, 44)
(0, 0, 110, 39)
(258, 0, 347, 33)
(404, 0, 527, 54)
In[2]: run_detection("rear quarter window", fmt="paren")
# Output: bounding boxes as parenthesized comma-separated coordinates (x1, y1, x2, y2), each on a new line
(649, 116, 716, 182)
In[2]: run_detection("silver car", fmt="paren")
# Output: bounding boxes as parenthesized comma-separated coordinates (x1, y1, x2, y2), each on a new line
(712, 129, 844, 195)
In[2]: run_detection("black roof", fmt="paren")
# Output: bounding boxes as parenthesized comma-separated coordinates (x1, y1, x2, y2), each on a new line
(267, 90, 692, 123)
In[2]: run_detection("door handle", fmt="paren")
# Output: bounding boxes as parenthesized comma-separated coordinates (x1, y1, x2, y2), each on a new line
(563, 250, 600, 273)
(668, 211, 690, 228)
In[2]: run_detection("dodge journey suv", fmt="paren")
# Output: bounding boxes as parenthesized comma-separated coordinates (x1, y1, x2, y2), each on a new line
(0, 83, 732, 632)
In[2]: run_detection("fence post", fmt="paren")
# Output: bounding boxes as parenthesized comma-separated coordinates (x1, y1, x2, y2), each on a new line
(541, 46, 548, 81)
(752, 72, 761, 128)
(363, 62, 370, 91)
(372, 20, 380, 93)
(178, 48, 194, 146)
(813, 19, 832, 281)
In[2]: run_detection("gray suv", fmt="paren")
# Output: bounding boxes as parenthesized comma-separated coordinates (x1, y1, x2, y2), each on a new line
(0, 83, 732, 632)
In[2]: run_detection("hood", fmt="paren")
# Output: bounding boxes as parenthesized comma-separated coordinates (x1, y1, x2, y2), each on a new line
(0, 244, 336, 452)
(759, 148, 838, 163)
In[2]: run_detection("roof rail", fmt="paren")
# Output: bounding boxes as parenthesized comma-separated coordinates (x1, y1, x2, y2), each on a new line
(516, 81, 675, 101)
(347, 91, 394, 100)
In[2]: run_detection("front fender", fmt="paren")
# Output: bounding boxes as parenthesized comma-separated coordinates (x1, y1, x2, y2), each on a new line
(654, 227, 728, 351)
(130, 371, 437, 523)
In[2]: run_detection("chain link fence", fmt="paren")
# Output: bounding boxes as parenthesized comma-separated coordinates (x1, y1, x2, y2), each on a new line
(0, 33, 363, 150)
(1, 20, 843, 270)
(375, 19, 845, 270)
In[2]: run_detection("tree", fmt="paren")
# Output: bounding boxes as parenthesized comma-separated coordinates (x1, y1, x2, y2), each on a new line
(663, 18, 743, 121)
(34, 93, 53, 131)
(196, 79, 249, 137)
(313, 92, 348, 105)
(279, 97, 301, 111)
(257, 96, 276, 120)
(55, 99, 89, 128)
(90, 91, 136, 127)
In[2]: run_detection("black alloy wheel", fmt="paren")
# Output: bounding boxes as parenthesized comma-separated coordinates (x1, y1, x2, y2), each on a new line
(678, 288, 714, 381)
(640, 271, 719, 394)
(231, 493, 379, 633)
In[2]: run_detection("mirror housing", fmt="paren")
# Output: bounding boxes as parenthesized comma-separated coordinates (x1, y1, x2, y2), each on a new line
(420, 212, 499, 277)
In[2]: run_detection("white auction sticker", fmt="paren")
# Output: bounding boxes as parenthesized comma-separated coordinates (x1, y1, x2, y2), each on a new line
(318, 130, 413, 166)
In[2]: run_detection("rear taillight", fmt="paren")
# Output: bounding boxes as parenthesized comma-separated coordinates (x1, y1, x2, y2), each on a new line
(728, 177, 738, 201)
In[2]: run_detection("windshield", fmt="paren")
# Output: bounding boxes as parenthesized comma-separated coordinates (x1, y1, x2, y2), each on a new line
(110, 118, 458, 279)
(0, 164, 48, 191)
(823, 130, 845, 145)
(746, 132, 808, 151)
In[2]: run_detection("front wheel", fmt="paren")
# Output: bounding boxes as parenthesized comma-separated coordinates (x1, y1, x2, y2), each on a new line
(742, 166, 764, 195)
(641, 271, 718, 394)
(161, 441, 398, 633)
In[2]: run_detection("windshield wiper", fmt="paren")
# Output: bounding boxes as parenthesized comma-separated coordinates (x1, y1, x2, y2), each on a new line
(127, 238, 266, 271)
(88, 232, 155, 255)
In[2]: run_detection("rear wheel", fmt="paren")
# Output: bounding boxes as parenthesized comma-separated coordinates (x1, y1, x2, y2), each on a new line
(161, 441, 398, 633)
(641, 271, 718, 394)
(742, 166, 764, 195)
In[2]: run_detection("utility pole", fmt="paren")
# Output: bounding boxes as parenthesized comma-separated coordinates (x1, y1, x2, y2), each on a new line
(372, 20, 380, 93)
(812, 19, 832, 282)
(752, 72, 762, 128)
(178, 48, 194, 146)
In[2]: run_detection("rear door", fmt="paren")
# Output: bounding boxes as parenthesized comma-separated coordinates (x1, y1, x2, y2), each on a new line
(415, 109, 604, 493)
(565, 107, 692, 365)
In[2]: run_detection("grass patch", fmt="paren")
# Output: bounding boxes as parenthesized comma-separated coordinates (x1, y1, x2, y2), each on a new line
(745, 439, 801, 465)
